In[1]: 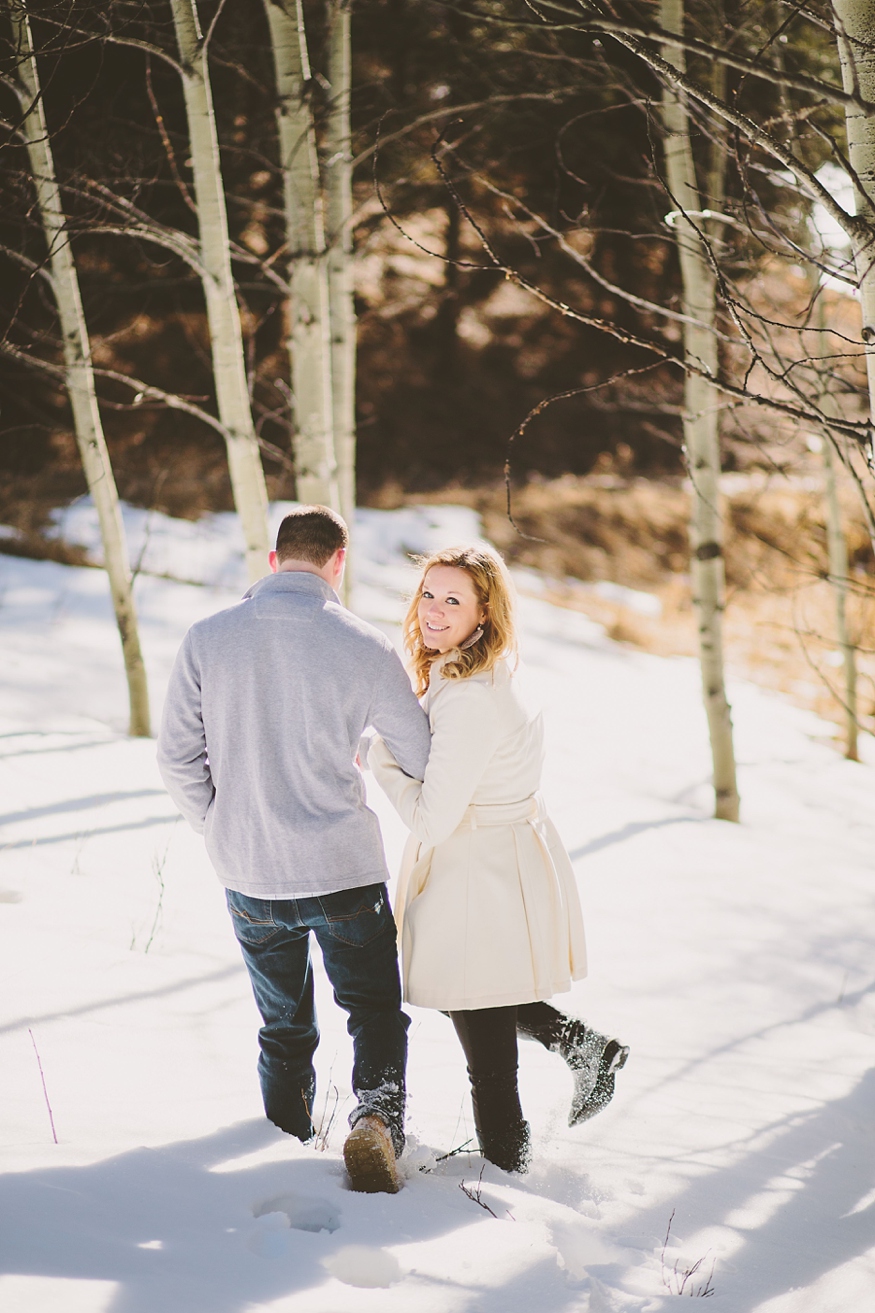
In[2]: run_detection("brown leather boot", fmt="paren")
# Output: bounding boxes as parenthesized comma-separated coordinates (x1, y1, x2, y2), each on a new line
(343, 1115, 402, 1194)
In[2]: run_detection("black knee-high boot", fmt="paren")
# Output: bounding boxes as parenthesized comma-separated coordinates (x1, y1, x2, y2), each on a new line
(449, 1008, 531, 1173)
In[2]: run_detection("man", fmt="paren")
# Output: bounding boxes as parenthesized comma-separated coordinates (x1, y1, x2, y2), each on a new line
(157, 505, 430, 1194)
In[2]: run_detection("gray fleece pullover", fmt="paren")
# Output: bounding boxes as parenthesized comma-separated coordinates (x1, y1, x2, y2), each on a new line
(157, 571, 431, 898)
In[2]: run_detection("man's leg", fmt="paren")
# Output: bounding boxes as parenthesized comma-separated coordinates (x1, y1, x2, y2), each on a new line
(226, 889, 317, 1142)
(308, 883, 409, 1157)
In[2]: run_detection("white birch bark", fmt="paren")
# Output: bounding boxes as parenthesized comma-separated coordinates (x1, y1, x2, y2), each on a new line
(833, 0, 875, 437)
(325, 0, 357, 545)
(169, 0, 270, 584)
(811, 284, 859, 759)
(660, 0, 739, 820)
(10, 3, 150, 737)
(263, 0, 339, 511)
(822, 436, 859, 759)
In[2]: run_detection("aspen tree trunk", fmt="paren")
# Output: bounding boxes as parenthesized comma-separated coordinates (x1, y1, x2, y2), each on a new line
(11, 3, 150, 737)
(660, 0, 739, 820)
(325, 0, 357, 551)
(263, 0, 339, 511)
(822, 437, 859, 758)
(833, 0, 875, 440)
(811, 283, 859, 759)
(169, 0, 270, 584)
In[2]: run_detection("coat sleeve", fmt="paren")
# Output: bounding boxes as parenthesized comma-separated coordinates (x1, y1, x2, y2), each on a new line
(369, 678, 502, 847)
(365, 645, 432, 781)
(156, 629, 214, 833)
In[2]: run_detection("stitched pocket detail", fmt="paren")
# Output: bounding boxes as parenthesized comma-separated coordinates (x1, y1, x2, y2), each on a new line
(226, 891, 281, 945)
(320, 886, 391, 947)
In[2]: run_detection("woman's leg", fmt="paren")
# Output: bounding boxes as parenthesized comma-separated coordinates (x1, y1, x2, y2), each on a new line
(449, 1006, 531, 1172)
(517, 1002, 629, 1126)
(516, 1001, 567, 1049)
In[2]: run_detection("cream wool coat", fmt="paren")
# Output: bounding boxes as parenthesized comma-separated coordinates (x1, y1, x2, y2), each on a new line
(368, 656, 587, 1010)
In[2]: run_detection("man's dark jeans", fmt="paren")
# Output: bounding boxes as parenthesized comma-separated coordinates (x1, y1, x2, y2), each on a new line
(226, 882, 409, 1155)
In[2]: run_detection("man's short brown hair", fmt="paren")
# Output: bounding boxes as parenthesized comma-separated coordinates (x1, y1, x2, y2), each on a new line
(275, 505, 349, 566)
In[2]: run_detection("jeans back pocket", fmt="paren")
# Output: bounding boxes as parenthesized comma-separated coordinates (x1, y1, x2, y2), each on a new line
(319, 884, 391, 947)
(226, 890, 281, 945)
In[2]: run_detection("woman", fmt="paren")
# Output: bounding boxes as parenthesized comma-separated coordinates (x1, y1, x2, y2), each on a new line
(368, 545, 628, 1173)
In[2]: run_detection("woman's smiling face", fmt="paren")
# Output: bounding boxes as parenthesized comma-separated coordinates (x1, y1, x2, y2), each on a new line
(417, 565, 484, 653)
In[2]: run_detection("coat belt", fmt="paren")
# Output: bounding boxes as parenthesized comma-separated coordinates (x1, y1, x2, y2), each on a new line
(395, 792, 548, 935)
(455, 793, 544, 830)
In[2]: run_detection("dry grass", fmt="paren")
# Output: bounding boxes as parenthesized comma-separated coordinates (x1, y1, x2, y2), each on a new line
(375, 474, 875, 751)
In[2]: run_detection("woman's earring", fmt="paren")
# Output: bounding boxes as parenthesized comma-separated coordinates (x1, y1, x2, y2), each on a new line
(460, 625, 484, 650)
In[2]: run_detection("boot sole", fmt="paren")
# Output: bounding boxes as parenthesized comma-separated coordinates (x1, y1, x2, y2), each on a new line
(343, 1123, 401, 1194)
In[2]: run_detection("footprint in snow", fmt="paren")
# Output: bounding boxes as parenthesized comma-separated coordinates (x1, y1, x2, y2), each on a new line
(323, 1244, 401, 1288)
(551, 1220, 625, 1283)
(246, 1193, 341, 1257)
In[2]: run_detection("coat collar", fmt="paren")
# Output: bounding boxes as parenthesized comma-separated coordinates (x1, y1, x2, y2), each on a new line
(242, 571, 340, 605)
(427, 652, 454, 687)
(426, 653, 506, 690)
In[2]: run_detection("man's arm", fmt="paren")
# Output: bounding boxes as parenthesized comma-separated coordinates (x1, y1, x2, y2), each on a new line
(156, 630, 214, 833)
(367, 646, 431, 780)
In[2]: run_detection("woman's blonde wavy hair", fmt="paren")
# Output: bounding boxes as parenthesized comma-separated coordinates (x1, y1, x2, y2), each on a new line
(403, 545, 518, 697)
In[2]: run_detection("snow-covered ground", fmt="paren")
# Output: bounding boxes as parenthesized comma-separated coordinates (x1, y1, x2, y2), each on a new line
(1, 502, 874, 1312)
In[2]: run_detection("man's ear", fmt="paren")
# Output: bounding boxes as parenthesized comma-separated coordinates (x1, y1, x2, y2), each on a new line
(268, 550, 278, 573)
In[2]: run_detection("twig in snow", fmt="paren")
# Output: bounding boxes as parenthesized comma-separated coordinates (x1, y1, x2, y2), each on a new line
(28, 1028, 58, 1144)
(434, 1137, 475, 1163)
(143, 824, 177, 954)
(70, 833, 87, 877)
(313, 1077, 340, 1152)
(661, 1209, 716, 1297)
(144, 851, 166, 955)
(460, 1165, 498, 1218)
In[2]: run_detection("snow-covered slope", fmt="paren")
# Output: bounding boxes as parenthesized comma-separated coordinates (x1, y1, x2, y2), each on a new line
(1, 504, 873, 1312)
